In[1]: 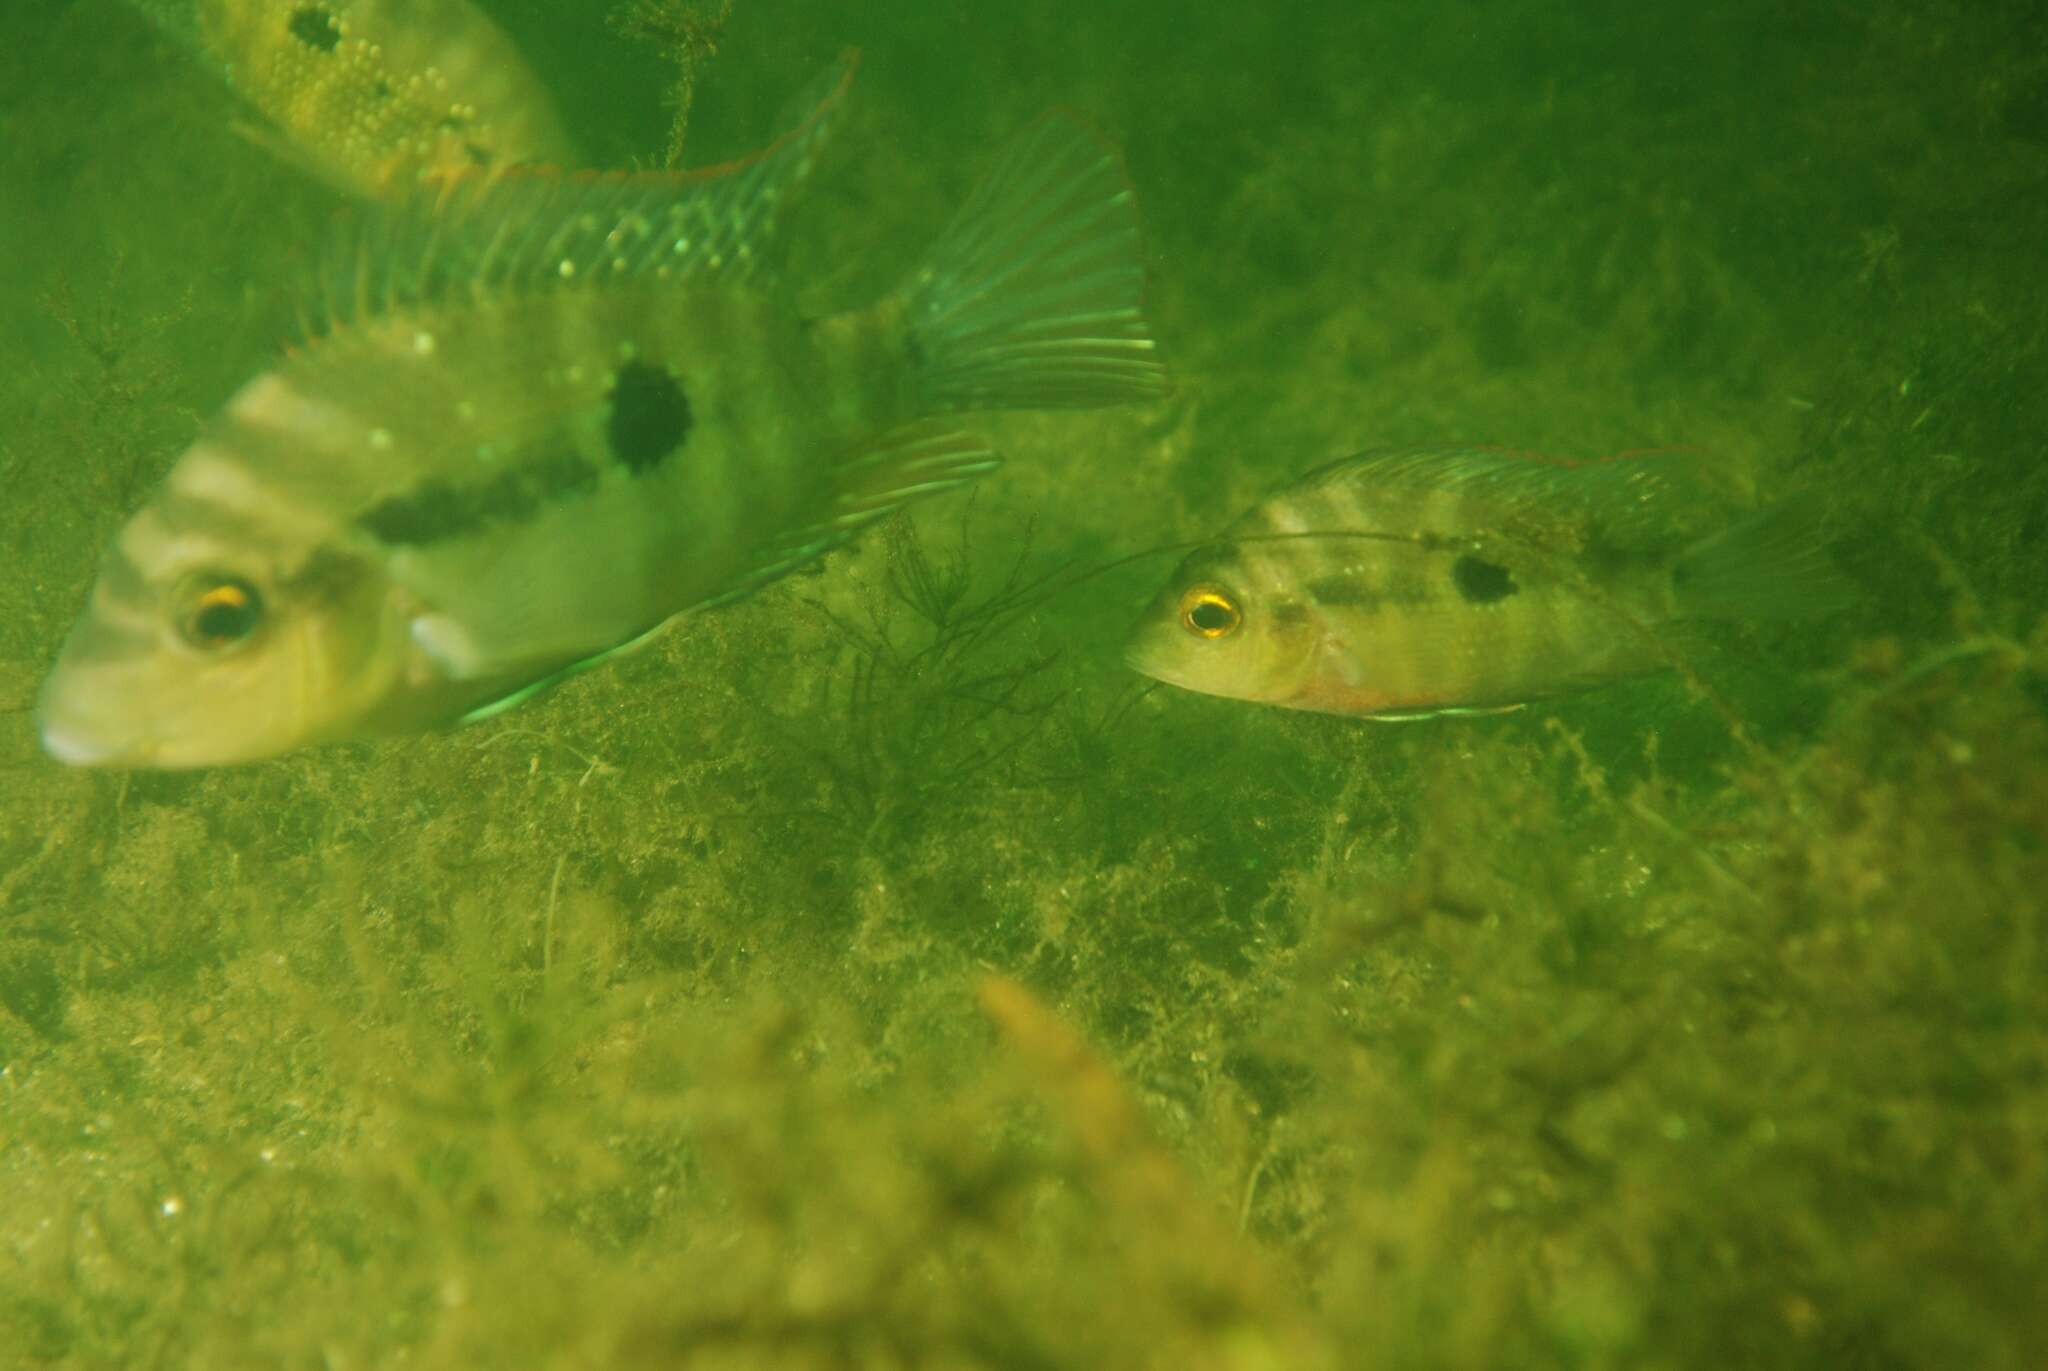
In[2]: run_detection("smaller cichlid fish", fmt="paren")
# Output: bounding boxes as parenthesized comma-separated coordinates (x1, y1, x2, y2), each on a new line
(1126, 447, 1853, 719)
(38, 58, 1168, 768)
(132, 0, 577, 196)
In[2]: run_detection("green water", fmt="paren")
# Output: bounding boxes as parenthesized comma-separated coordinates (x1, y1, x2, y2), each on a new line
(2, 1, 2045, 1365)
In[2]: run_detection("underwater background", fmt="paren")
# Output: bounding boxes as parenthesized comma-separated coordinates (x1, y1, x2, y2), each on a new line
(3, 0, 2046, 1365)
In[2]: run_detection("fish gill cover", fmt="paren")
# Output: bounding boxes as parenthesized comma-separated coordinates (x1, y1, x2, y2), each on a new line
(1, 0, 2046, 1368)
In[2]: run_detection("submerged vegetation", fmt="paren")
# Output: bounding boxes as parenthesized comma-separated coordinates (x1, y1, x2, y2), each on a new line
(609, 0, 739, 169)
(2, 0, 2046, 1367)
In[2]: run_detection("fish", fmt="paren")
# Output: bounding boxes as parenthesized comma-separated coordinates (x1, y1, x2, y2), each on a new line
(37, 58, 1170, 768)
(130, 0, 577, 197)
(1125, 447, 1853, 719)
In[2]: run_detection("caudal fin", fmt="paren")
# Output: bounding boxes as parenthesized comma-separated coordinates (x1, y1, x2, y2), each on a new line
(905, 114, 1170, 412)
(1671, 493, 1858, 621)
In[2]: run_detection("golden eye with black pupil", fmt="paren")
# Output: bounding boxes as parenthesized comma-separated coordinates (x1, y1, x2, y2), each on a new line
(180, 577, 266, 650)
(1178, 585, 1242, 639)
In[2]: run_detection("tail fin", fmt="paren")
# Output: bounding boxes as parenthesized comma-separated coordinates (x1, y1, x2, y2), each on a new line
(904, 114, 1170, 412)
(1671, 494, 1858, 621)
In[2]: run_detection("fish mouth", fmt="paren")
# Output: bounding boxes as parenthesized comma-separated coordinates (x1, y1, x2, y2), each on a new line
(36, 672, 159, 768)
(38, 716, 143, 768)
(1121, 639, 1177, 686)
(1122, 639, 1218, 700)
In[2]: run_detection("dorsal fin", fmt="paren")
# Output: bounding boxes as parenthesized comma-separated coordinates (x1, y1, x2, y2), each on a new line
(304, 52, 859, 336)
(1274, 445, 1725, 554)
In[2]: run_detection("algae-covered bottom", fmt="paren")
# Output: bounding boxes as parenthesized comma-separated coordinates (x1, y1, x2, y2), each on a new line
(1, 0, 2045, 1366)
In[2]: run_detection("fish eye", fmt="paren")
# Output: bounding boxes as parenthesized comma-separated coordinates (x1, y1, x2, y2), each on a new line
(179, 575, 267, 651)
(1178, 585, 1242, 639)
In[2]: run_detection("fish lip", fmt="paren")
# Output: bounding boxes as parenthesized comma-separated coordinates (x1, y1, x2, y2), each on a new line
(38, 719, 129, 767)
(1122, 642, 1206, 697)
(35, 687, 155, 768)
(1121, 640, 1171, 683)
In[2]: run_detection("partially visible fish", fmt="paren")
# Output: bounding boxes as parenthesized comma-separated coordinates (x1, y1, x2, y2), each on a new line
(132, 0, 577, 196)
(38, 59, 1169, 768)
(1126, 447, 1852, 719)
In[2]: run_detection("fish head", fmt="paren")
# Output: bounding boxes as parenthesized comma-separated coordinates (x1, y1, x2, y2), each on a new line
(37, 492, 413, 769)
(1125, 544, 1322, 705)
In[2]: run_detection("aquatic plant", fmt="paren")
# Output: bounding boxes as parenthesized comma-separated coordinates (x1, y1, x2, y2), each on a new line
(4, 0, 2047, 1366)
(610, 0, 740, 168)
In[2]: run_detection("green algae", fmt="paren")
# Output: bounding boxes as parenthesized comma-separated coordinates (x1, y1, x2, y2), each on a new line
(2, 0, 2047, 1367)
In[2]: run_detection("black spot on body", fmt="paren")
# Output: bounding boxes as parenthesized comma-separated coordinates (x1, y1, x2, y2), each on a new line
(1452, 554, 1517, 603)
(606, 360, 692, 474)
(288, 5, 342, 52)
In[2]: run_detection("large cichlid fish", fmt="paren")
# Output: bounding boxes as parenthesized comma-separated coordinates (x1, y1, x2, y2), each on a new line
(129, 0, 577, 196)
(1126, 447, 1852, 719)
(38, 59, 1169, 768)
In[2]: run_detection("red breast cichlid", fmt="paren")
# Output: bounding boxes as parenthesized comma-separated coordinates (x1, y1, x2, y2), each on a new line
(1126, 447, 1852, 719)
(38, 58, 1169, 767)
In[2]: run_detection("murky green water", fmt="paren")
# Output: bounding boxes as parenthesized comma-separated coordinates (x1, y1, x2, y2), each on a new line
(2, 1, 2045, 1366)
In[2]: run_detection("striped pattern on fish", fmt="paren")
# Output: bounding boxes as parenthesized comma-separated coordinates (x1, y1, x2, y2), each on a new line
(1126, 447, 1852, 719)
(38, 58, 1170, 767)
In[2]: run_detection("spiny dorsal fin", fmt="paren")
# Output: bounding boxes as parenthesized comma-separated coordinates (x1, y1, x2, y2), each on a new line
(1278, 445, 1725, 554)
(307, 51, 859, 335)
